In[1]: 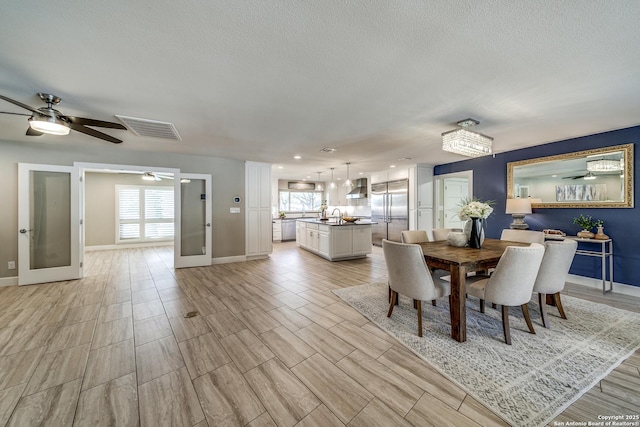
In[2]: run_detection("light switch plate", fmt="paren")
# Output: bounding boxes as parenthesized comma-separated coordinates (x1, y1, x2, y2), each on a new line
(230, 207, 240, 214)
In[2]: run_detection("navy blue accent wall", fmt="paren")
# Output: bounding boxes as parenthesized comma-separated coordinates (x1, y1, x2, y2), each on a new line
(435, 125, 639, 287)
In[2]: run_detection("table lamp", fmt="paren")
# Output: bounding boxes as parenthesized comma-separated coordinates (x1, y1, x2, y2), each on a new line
(505, 198, 532, 229)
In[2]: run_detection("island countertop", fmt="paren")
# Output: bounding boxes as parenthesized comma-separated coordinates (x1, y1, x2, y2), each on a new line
(296, 218, 377, 226)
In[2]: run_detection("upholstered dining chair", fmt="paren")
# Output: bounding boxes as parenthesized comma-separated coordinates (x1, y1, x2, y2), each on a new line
(532, 239, 578, 328)
(500, 229, 545, 244)
(466, 243, 545, 345)
(382, 239, 451, 337)
(401, 230, 429, 244)
(432, 228, 463, 241)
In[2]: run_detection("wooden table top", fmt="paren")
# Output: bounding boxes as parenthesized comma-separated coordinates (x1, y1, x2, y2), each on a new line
(418, 238, 530, 268)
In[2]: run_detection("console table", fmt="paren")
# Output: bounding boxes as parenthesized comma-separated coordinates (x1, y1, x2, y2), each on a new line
(547, 236, 613, 294)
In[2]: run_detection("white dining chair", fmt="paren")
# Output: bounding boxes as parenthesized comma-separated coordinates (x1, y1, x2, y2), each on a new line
(401, 230, 429, 244)
(432, 228, 463, 242)
(466, 243, 545, 345)
(533, 239, 578, 328)
(383, 239, 451, 337)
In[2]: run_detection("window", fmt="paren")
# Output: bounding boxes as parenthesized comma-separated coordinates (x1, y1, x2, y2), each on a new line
(116, 185, 174, 243)
(278, 191, 323, 213)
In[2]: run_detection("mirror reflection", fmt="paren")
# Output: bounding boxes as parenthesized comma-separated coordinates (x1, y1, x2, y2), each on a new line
(507, 144, 633, 208)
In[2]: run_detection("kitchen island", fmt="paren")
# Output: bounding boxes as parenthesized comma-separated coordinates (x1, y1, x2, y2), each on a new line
(296, 219, 373, 261)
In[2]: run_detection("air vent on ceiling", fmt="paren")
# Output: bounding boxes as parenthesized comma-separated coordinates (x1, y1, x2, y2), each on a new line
(116, 115, 181, 140)
(320, 147, 337, 153)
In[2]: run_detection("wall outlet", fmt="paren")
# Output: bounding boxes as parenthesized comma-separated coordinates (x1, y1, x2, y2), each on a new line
(8, 261, 16, 270)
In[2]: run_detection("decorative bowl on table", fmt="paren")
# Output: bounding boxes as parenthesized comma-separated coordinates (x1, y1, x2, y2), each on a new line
(342, 217, 358, 222)
(447, 231, 468, 247)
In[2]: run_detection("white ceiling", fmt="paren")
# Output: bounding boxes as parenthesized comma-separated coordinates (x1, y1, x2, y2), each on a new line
(1, 1, 640, 182)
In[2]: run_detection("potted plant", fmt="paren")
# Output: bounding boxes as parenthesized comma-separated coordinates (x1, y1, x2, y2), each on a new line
(593, 219, 609, 240)
(572, 214, 595, 238)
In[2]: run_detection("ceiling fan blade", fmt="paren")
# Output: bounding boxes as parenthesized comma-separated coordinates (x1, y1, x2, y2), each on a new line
(69, 123, 122, 144)
(26, 127, 44, 136)
(0, 111, 31, 117)
(67, 116, 126, 129)
(0, 94, 43, 115)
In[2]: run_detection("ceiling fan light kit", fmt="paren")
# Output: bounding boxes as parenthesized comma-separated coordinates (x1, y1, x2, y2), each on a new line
(28, 113, 70, 135)
(0, 92, 127, 143)
(442, 118, 493, 158)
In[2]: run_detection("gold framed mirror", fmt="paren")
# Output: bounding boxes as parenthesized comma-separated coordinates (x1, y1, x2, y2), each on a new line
(507, 143, 634, 208)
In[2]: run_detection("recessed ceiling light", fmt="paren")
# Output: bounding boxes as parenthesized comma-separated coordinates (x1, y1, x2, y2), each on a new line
(359, 172, 363, 175)
(278, 166, 283, 169)
(390, 165, 396, 168)
(306, 176, 311, 179)
(293, 155, 302, 160)
(551, 174, 557, 177)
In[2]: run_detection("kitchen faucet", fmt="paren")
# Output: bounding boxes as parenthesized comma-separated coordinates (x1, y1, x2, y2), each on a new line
(331, 208, 342, 224)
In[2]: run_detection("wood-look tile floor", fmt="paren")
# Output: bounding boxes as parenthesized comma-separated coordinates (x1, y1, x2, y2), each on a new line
(0, 242, 638, 426)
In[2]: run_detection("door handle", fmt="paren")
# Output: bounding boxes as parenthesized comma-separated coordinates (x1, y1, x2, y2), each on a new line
(206, 223, 211, 227)
(19, 229, 31, 234)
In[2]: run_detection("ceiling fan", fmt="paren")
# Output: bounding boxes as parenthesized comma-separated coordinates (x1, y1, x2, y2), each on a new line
(0, 93, 127, 144)
(562, 171, 596, 180)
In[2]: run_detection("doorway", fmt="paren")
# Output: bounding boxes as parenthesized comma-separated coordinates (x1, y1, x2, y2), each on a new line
(434, 170, 473, 229)
(17, 162, 212, 285)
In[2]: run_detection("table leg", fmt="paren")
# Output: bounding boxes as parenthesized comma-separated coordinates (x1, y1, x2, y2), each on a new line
(449, 265, 467, 342)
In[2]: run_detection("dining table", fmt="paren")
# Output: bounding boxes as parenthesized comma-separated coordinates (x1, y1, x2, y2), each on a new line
(418, 238, 530, 342)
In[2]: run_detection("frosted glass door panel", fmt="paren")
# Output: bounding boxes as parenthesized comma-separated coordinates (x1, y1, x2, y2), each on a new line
(181, 178, 206, 256)
(30, 171, 72, 269)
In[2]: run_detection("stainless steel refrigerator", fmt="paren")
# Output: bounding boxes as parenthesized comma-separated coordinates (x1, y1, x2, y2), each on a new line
(371, 179, 408, 246)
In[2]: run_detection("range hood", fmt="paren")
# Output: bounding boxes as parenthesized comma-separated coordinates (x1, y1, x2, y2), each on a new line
(346, 178, 368, 199)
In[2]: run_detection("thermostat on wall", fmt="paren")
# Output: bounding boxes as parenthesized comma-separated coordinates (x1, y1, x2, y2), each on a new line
(233, 196, 241, 204)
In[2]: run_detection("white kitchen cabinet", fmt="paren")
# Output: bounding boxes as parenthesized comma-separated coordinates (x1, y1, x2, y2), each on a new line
(352, 226, 372, 254)
(318, 228, 330, 257)
(326, 184, 349, 206)
(272, 219, 282, 242)
(296, 221, 306, 247)
(246, 162, 272, 259)
(371, 168, 409, 184)
(331, 227, 353, 258)
(305, 223, 319, 252)
(296, 220, 371, 261)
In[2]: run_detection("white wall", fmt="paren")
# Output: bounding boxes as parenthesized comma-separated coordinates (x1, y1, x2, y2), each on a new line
(0, 139, 246, 278)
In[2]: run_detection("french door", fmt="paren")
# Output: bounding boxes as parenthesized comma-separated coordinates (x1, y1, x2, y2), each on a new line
(18, 163, 81, 285)
(174, 173, 212, 268)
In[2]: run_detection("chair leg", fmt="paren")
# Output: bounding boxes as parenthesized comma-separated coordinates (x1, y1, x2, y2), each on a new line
(432, 299, 437, 306)
(413, 299, 417, 309)
(554, 293, 567, 319)
(416, 300, 423, 337)
(387, 291, 397, 318)
(521, 304, 536, 334)
(491, 303, 497, 309)
(479, 299, 485, 314)
(538, 293, 549, 329)
(501, 305, 511, 345)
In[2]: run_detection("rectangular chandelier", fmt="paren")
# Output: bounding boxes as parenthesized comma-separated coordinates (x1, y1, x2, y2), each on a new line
(586, 159, 622, 172)
(442, 128, 493, 157)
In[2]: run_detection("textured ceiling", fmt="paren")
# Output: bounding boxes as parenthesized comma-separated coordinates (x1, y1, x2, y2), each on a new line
(1, 1, 640, 181)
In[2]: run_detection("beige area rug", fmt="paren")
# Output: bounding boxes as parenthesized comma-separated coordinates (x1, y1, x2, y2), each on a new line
(333, 282, 640, 427)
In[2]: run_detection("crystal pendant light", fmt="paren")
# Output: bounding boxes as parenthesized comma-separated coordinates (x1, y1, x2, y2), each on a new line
(586, 159, 622, 172)
(442, 118, 493, 158)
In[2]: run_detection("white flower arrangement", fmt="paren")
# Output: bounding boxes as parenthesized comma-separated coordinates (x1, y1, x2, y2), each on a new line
(458, 198, 494, 221)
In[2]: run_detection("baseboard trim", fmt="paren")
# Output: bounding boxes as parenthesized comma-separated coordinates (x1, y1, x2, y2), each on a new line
(0, 276, 18, 287)
(211, 255, 247, 265)
(567, 274, 640, 298)
(86, 242, 173, 251)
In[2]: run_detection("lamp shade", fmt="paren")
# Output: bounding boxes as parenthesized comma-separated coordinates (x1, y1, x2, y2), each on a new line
(505, 198, 532, 214)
